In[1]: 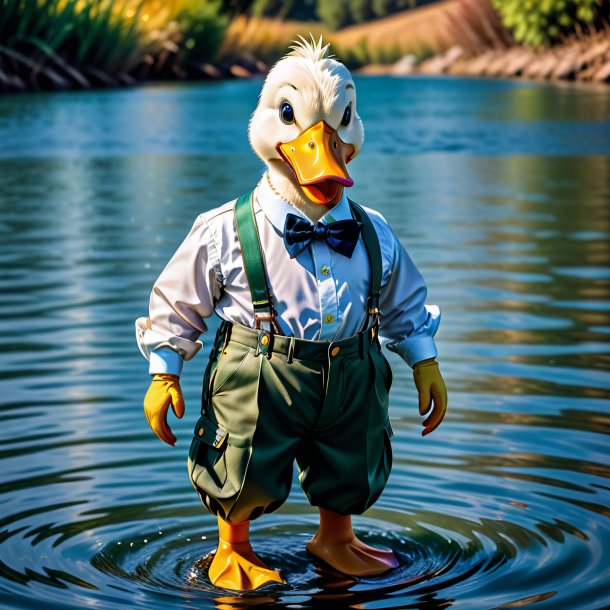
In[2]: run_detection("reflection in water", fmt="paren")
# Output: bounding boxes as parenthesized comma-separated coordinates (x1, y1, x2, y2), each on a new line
(0, 77, 609, 609)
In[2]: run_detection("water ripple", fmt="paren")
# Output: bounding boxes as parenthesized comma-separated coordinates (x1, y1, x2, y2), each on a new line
(1, 78, 609, 609)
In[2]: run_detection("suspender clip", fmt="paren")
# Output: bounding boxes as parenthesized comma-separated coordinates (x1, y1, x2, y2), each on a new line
(367, 295, 380, 314)
(257, 330, 269, 356)
(365, 295, 381, 328)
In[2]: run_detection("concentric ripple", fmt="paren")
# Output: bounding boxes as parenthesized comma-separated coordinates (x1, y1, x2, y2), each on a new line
(82, 492, 610, 608)
(1, 77, 610, 610)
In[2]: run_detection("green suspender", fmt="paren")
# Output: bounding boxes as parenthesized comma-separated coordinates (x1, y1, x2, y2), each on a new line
(349, 199, 383, 329)
(234, 191, 279, 331)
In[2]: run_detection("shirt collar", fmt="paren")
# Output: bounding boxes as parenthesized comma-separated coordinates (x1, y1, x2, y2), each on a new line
(256, 173, 353, 234)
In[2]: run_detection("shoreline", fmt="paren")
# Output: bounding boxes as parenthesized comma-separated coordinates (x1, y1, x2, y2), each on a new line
(3, 0, 609, 95)
(2, 35, 609, 95)
(3, 60, 607, 98)
(359, 33, 610, 85)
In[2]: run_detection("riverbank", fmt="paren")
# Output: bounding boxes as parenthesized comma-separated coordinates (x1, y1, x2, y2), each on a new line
(360, 28, 610, 84)
(2, 0, 609, 94)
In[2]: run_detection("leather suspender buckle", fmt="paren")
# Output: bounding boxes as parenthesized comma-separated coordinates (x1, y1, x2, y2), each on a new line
(254, 312, 275, 329)
(254, 311, 282, 334)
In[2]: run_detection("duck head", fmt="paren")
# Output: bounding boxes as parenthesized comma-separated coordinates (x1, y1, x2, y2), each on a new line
(249, 36, 364, 221)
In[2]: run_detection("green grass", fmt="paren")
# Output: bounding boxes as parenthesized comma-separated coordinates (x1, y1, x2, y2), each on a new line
(0, 0, 228, 92)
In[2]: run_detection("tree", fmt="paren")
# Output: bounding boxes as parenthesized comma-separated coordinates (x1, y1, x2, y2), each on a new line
(316, 0, 351, 29)
(491, 0, 607, 46)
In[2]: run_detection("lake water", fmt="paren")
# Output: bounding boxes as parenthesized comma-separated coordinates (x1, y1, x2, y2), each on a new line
(0, 76, 609, 609)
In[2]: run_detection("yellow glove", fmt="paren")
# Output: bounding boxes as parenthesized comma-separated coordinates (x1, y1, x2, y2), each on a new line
(413, 358, 448, 437)
(143, 374, 185, 446)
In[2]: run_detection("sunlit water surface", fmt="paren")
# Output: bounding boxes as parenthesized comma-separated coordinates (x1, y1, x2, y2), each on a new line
(1, 76, 609, 609)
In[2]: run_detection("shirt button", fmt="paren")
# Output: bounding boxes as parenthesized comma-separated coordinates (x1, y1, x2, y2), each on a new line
(321, 265, 330, 275)
(331, 347, 340, 357)
(324, 313, 335, 324)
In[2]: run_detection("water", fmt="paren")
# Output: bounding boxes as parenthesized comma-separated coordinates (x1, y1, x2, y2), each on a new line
(0, 76, 609, 609)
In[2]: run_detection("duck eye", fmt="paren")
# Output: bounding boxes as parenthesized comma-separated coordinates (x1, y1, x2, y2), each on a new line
(341, 104, 351, 127)
(279, 102, 294, 125)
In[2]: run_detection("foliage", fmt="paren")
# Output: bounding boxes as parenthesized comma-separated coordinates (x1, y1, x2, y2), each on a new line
(0, 0, 145, 74)
(316, 0, 351, 29)
(169, 1, 229, 65)
(317, 0, 421, 28)
(247, 0, 424, 28)
(0, 0, 228, 91)
(490, 0, 605, 46)
(217, 0, 256, 14)
(250, 0, 317, 20)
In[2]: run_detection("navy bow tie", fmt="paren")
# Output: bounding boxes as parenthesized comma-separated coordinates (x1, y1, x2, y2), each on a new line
(283, 213, 362, 259)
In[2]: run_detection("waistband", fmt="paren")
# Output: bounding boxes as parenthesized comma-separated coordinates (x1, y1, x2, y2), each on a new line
(225, 322, 379, 361)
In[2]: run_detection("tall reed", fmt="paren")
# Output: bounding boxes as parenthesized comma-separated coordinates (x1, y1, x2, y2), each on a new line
(0, 0, 228, 92)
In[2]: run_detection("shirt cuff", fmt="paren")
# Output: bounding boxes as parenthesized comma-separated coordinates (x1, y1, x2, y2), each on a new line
(387, 334, 438, 368)
(149, 348, 184, 377)
(385, 304, 441, 368)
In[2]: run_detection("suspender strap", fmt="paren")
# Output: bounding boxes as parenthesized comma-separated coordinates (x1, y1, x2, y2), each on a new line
(349, 199, 383, 330)
(234, 191, 279, 332)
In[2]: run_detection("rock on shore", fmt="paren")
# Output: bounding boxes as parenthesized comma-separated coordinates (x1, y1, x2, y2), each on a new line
(373, 31, 610, 84)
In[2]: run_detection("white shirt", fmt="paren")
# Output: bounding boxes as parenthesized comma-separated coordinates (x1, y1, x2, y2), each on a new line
(136, 174, 440, 376)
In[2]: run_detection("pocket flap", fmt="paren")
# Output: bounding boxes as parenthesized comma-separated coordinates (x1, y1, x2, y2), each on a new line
(193, 413, 228, 449)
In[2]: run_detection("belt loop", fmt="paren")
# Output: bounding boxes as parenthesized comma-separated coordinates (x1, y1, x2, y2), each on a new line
(286, 336, 295, 364)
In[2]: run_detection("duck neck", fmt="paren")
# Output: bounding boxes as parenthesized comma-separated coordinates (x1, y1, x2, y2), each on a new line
(266, 161, 336, 224)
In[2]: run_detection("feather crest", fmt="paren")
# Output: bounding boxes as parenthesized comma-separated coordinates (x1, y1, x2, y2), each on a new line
(289, 34, 333, 63)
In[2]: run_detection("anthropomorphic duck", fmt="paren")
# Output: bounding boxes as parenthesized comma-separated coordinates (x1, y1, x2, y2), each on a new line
(136, 36, 448, 591)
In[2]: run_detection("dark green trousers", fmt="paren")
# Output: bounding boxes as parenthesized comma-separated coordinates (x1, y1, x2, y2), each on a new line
(188, 323, 393, 524)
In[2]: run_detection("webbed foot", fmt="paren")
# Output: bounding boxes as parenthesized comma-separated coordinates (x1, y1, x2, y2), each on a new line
(306, 508, 399, 577)
(208, 517, 284, 590)
(209, 540, 284, 590)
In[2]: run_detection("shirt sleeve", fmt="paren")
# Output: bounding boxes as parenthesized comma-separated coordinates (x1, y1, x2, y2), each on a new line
(135, 213, 223, 376)
(376, 218, 441, 368)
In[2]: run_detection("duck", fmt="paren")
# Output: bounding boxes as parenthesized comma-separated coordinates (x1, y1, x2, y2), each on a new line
(203, 36, 399, 590)
(248, 35, 364, 222)
(141, 37, 432, 590)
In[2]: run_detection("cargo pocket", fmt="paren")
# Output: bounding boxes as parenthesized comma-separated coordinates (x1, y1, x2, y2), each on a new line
(192, 338, 262, 521)
(189, 413, 253, 506)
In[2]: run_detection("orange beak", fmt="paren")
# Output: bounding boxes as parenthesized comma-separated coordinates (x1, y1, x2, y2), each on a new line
(277, 120, 356, 205)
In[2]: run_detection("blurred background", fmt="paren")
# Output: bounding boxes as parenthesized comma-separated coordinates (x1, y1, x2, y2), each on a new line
(1, 1, 610, 610)
(2, 0, 610, 89)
